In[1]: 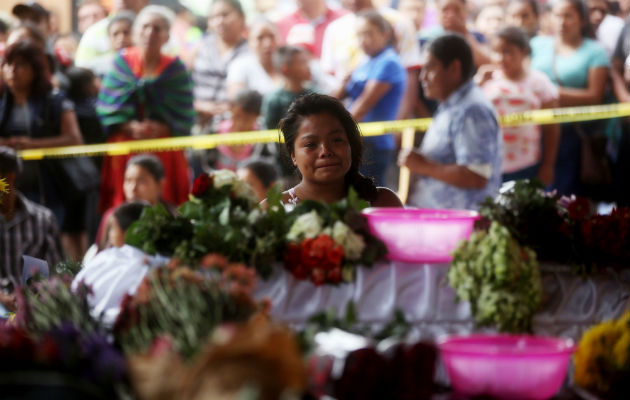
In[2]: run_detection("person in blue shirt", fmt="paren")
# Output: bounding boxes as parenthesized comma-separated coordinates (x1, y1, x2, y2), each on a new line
(332, 10, 406, 187)
(398, 34, 502, 210)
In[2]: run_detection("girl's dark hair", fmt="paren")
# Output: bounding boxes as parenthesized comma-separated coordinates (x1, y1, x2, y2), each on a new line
(495, 26, 531, 54)
(232, 89, 263, 114)
(212, 0, 245, 17)
(1, 40, 51, 97)
(554, 0, 594, 38)
(507, 0, 540, 16)
(356, 9, 396, 48)
(427, 33, 474, 82)
(242, 158, 279, 188)
(66, 66, 96, 101)
(113, 201, 149, 232)
(107, 10, 135, 34)
(126, 154, 165, 182)
(278, 93, 378, 202)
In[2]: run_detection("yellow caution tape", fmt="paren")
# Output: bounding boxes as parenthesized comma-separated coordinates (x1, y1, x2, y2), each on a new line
(17, 103, 630, 160)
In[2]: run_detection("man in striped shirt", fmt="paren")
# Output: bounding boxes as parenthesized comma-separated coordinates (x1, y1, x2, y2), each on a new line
(0, 146, 62, 307)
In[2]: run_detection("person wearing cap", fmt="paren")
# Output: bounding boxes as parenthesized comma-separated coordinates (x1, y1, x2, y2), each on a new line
(11, 2, 50, 35)
(11, 1, 51, 49)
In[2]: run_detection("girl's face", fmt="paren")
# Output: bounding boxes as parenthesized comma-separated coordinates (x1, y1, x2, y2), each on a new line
(506, 2, 539, 37)
(356, 18, 389, 57)
(136, 13, 169, 53)
(291, 112, 352, 186)
(250, 23, 277, 62)
(123, 164, 162, 205)
(552, 0, 585, 41)
(2, 57, 34, 94)
(230, 105, 259, 132)
(109, 20, 133, 51)
(492, 37, 527, 79)
(108, 217, 126, 248)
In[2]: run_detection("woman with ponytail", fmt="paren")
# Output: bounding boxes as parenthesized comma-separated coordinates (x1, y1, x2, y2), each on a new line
(276, 93, 402, 208)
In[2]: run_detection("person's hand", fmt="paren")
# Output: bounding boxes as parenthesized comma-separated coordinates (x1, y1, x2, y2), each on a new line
(124, 120, 146, 139)
(474, 64, 498, 87)
(143, 120, 170, 138)
(397, 149, 429, 174)
(537, 164, 554, 186)
(6, 136, 33, 150)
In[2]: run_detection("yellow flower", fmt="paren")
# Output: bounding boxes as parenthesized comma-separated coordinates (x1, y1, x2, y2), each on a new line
(0, 177, 9, 205)
(0, 177, 9, 194)
(574, 312, 630, 394)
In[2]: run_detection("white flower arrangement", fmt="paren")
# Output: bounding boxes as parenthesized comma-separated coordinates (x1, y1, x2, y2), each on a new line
(331, 221, 366, 260)
(287, 210, 324, 241)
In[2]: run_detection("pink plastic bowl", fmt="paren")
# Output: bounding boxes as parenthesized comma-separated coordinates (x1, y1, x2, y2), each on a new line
(361, 208, 479, 263)
(438, 334, 576, 400)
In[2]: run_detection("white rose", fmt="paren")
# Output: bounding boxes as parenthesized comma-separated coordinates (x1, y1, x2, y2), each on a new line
(332, 221, 365, 260)
(212, 169, 238, 189)
(287, 210, 323, 241)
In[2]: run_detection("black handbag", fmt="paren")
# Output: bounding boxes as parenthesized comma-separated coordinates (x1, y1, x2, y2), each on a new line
(43, 157, 100, 202)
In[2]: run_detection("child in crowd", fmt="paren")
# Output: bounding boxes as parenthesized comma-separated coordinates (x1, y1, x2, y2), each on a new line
(107, 11, 134, 52)
(89, 154, 175, 260)
(237, 158, 279, 202)
(262, 45, 313, 131)
(210, 90, 264, 171)
(107, 201, 149, 248)
(66, 67, 104, 146)
(476, 26, 560, 185)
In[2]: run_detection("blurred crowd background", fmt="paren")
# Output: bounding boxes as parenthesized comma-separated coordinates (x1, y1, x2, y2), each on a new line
(0, 0, 629, 266)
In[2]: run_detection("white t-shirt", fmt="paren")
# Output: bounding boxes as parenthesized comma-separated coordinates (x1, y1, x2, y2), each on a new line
(597, 14, 625, 57)
(320, 7, 421, 81)
(226, 54, 282, 96)
(482, 69, 559, 173)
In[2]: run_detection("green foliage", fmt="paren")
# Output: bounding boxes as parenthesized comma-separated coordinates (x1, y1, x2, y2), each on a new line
(298, 302, 411, 353)
(113, 267, 256, 359)
(54, 259, 83, 277)
(448, 222, 542, 333)
(477, 179, 571, 261)
(125, 204, 193, 257)
(16, 277, 103, 338)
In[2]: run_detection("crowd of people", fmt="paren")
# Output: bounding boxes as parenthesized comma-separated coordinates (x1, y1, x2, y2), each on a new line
(1, 0, 629, 278)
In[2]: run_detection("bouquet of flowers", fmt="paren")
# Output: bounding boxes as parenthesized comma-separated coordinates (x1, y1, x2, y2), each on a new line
(561, 196, 630, 270)
(126, 170, 285, 278)
(282, 189, 387, 285)
(478, 179, 630, 272)
(0, 323, 127, 398)
(113, 255, 260, 359)
(573, 312, 630, 399)
(4, 275, 126, 397)
(448, 222, 542, 333)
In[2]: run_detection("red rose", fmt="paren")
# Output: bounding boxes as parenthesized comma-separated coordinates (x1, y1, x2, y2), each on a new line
(311, 268, 326, 286)
(568, 197, 590, 220)
(327, 267, 342, 283)
(191, 173, 212, 197)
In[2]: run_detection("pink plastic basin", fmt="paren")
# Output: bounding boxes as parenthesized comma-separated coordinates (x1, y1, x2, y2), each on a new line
(361, 208, 479, 263)
(438, 334, 576, 400)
